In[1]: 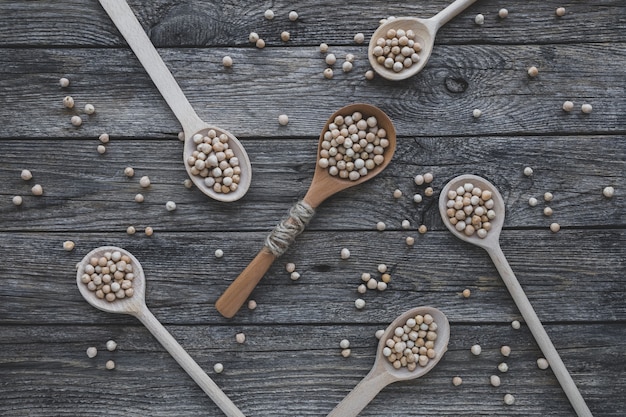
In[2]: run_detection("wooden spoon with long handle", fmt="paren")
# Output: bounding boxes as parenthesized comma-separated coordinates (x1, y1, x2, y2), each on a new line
(216, 104, 396, 318)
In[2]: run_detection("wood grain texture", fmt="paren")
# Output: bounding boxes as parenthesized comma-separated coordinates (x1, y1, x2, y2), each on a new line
(1, 0, 624, 416)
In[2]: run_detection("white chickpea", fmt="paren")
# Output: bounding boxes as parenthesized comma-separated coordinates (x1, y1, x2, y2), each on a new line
(325, 53, 337, 65)
(376, 221, 386, 231)
(289, 11, 299, 21)
(498, 8, 509, 18)
(213, 363, 224, 373)
(290, 271, 300, 281)
(285, 263, 296, 273)
(106, 340, 117, 351)
(165, 201, 177, 211)
(340, 248, 351, 259)
(63, 96, 75, 108)
(84, 104, 95, 114)
(470, 344, 482, 356)
(474, 14, 485, 25)
(602, 186, 615, 198)
(235, 333, 246, 344)
(134, 193, 144, 203)
(503, 393, 515, 405)
(63, 240, 75, 251)
(555, 7, 566, 17)
(278, 114, 289, 126)
(31, 184, 43, 196)
(523, 167, 533, 176)
(490, 374, 501, 387)
(21, 169, 33, 180)
(71, 115, 82, 126)
(472, 109, 482, 118)
(12, 195, 23, 206)
(139, 176, 151, 188)
(537, 357, 550, 369)
(581, 103, 593, 114)
(323, 68, 334, 79)
(264, 9, 274, 20)
(319, 43, 329, 53)
(255, 38, 265, 49)
(97, 145, 106, 154)
(562, 100, 574, 112)
(550, 222, 560, 233)
(527, 66, 539, 77)
(354, 298, 365, 309)
(222, 56, 233, 67)
(500, 345, 511, 357)
(511, 320, 521, 329)
(105, 360, 115, 370)
(248, 32, 259, 43)
(59, 77, 70, 88)
(452, 376, 463, 386)
(86, 346, 97, 358)
(498, 362, 509, 372)
(342, 61, 353, 72)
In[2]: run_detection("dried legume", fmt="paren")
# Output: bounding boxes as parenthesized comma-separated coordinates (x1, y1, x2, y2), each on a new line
(383, 313, 439, 371)
(371, 27, 422, 74)
(445, 182, 496, 239)
(79, 250, 135, 302)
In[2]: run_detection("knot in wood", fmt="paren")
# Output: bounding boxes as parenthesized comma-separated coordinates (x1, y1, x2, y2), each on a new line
(444, 76, 468, 94)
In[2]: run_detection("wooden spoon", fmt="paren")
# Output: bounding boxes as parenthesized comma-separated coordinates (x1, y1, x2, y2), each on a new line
(76, 246, 245, 417)
(99, 0, 251, 202)
(215, 103, 396, 318)
(327, 306, 450, 417)
(438, 174, 593, 417)
(368, 0, 478, 81)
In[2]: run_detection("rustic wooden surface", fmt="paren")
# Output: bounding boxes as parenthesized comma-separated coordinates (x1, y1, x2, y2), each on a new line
(0, 1, 624, 416)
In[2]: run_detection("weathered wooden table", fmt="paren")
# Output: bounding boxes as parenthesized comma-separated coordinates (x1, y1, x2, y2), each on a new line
(1, 1, 624, 416)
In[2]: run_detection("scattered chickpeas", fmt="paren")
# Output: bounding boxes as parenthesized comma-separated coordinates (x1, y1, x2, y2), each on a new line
(235, 333, 246, 344)
(528, 197, 538, 207)
(543, 207, 553, 216)
(355, 298, 366, 309)
(550, 222, 561, 233)
(537, 357, 550, 369)
(139, 176, 151, 188)
(280, 31, 290, 42)
(278, 114, 289, 126)
(462, 288, 471, 298)
(264, 9, 274, 20)
(134, 193, 144, 203)
(105, 360, 116, 370)
(555, 7, 566, 17)
(581, 103, 593, 114)
(288, 11, 299, 21)
(340, 248, 351, 259)
(213, 363, 224, 373)
(59, 77, 70, 88)
(86, 346, 98, 358)
(165, 201, 177, 211)
(382, 313, 439, 371)
(474, 14, 485, 25)
(527, 66, 539, 77)
(71, 115, 82, 126)
(511, 320, 521, 329)
(84, 104, 95, 115)
(498, 8, 509, 18)
(503, 393, 515, 405)
(215, 249, 224, 258)
(372, 27, 422, 73)
(124, 167, 134, 177)
(63, 240, 75, 251)
(106, 340, 118, 351)
(99, 133, 110, 143)
(490, 374, 501, 387)
(247, 299, 257, 310)
(452, 376, 463, 386)
(470, 344, 482, 356)
(222, 56, 233, 67)
(472, 108, 482, 118)
(562, 100, 574, 112)
(31, 184, 43, 196)
(97, 145, 106, 154)
(603, 186, 615, 198)
(498, 362, 509, 373)
(523, 166, 533, 177)
(63, 96, 75, 108)
(12, 195, 23, 206)
(500, 345, 511, 357)
(21, 169, 33, 180)
(145, 226, 154, 236)
(323, 68, 334, 79)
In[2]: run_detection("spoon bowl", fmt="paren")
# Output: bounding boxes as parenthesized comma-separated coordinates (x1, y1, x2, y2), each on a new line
(76, 246, 245, 417)
(215, 103, 396, 318)
(99, 0, 251, 202)
(327, 306, 450, 417)
(438, 175, 593, 417)
(368, 0, 477, 81)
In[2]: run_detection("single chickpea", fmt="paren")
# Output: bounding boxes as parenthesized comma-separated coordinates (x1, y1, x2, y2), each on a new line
(319, 43, 329, 53)
(405, 236, 415, 246)
(462, 288, 471, 298)
(63, 240, 75, 251)
(511, 320, 521, 329)
(339, 339, 350, 349)
(290, 271, 300, 281)
(543, 207, 553, 216)
(603, 186, 615, 198)
(365, 70, 374, 80)
(97, 145, 106, 154)
(59, 77, 70, 88)
(472, 109, 482, 118)
(124, 167, 134, 177)
(527, 66, 539, 77)
(470, 344, 482, 356)
(474, 14, 485, 25)
(247, 299, 257, 310)
(105, 360, 115, 370)
(12, 195, 23, 206)
(280, 31, 290, 42)
(528, 197, 538, 207)
(555, 7, 566, 17)
(285, 263, 296, 273)
(376, 221, 386, 231)
(523, 167, 533, 177)
(213, 363, 224, 373)
(355, 298, 365, 309)
(21, 169, 33, 180)
(31, 184, 43, 196)
(500, 345, 511, 357)
(288, 11, 299, 21)
(550, 222, 560, 233)
(145, 226, 154, 236)
(498, 8, 509, 18)
(222, 56, 233, 67)
(63, 96, 75, 108)
(86, 346, 97, 358)
(71, 115, 82, 126)
(106, 340, 117, 351)
(278, 114, 289, 126)
(99, 133, 110, 143)
(126, 225, 136, 235)
(325, 53, 337, 66)
(323, 68, 334, 79)
(341, 348, 351, 358)
(503, 393, 515, 405)
(248, 32, 259, 43)
(255, 38, 265, 49)
(215, 249, 224, 258)
(84, 104, 95, 114)
(165, 201, 177, 211)
(562, 100, 574, 112)
(235, 333, 246, 344)
(264, 9, 274, 20)
(393, 189, 402, 198)
(544, 192, 553, 202)
(139, 176, 151, 188)
(134, 193, 144, 203)
(490, 375, 501, 387)
(581, 103, 593, 114)
(452, 376, 463, 386)
(418, 225, 428, 234)
(537, 357, 550, 369)
(498, 362, 509, 372)
(340, 248, 351, 259)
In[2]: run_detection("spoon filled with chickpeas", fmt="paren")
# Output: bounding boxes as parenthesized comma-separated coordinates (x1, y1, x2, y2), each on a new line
(215, 103, 396, 318)
(368, 0, 477, 81)
(327, 306, 449, 417)
(76, 246, 246, 417)
(99, 0, 251, 202)
(439, 174, 593, 417)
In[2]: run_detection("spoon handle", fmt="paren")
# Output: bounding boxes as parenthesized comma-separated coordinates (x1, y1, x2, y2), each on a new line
(486, 245, 593, 417)
(135, 306, 246, 417)
(215, 247, 276, 318)
(430, 0, 478, 29)
(327, 368, 394, 417)
(98, 0, 206, 135)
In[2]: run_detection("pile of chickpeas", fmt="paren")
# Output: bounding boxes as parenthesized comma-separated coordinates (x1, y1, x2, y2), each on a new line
(318, 111, 391, 180)
(372, 28, 422, 73)
(445, 182, 496, 238)
(382, 313, 438, 371)
(80, 251, 135, 302)
(186, 129, 241, 194)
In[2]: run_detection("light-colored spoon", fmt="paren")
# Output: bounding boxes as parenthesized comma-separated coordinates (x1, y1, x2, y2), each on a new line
(76, 246, 245, 417)
(368, 0, 478, 81)
(327, 306, 450, 417)
(215, 103, 396, 318)
(438, 174, 593, 417)
(99, 0, 251, 202)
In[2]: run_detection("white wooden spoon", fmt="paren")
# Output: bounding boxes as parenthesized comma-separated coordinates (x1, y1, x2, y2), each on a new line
(99, 0, 251, 202)
(438, 174, 593, 417)
(368, 0, 478, 81)
(327, 306, 450, 417)
(76, 246, 245, 417)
